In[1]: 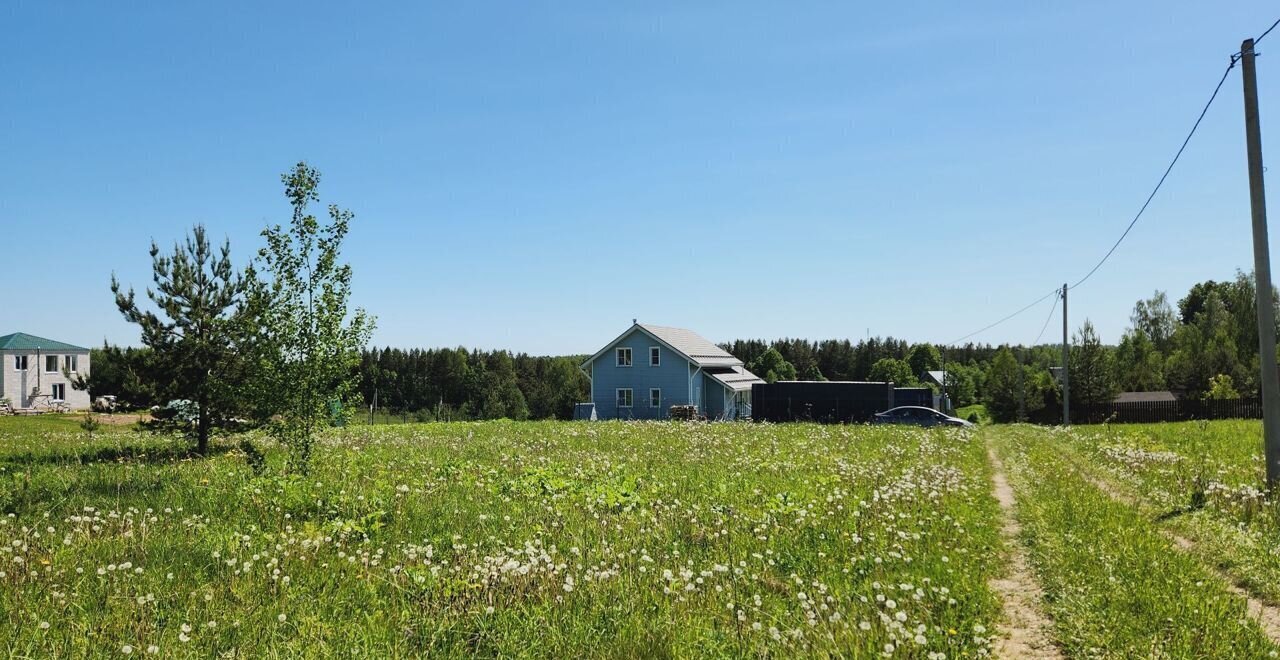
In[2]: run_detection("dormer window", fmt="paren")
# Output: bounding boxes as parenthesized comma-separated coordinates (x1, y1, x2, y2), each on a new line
(650, 347, 660, 367)
(616, 347, 632, 367)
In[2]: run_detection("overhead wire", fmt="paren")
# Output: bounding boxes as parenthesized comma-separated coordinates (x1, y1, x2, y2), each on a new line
(943, 15, 1278, 347)
(1031, 291, 1061, 346)
(948, 288, 1060, 345)
(1068, 52, 1240, 290)
(1256, 17, 1280, 46)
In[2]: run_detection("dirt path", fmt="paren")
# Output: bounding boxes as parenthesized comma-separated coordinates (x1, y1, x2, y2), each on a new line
(986, 446, 1063, 659)
(1070, 458, 1280, 645)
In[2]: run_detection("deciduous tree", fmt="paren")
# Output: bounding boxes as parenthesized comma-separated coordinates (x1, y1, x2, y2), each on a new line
(243, 163, 375, 474)
(1131, 291, 1178, 352)
(748, 348, 797, 384)
(868, 358, 913, 386)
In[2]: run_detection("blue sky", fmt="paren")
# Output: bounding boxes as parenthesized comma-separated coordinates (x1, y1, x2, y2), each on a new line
(3, 1, 1278, 355)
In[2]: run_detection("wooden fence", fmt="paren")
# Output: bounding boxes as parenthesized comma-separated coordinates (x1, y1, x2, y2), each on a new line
(1073, 397, 1263, 424)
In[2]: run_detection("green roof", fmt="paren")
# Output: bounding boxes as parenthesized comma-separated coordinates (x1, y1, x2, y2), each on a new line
(0, 332, 89, 352)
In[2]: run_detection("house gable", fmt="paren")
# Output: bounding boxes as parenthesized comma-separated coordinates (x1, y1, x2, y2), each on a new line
(587, 327, 693, 420)
(583, 323, 762, 420)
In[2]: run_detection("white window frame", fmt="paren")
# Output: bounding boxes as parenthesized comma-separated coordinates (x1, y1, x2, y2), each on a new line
(616, 388, 633, 408)
(650, 388, 661, 408)
(615, 347, 632, 368)
(51, 383, 66, 402)
(15, 355, 27, 371)
(45, 355, 60, 373)
(64, 355, 77, 372)
(649, 346, 661, 367)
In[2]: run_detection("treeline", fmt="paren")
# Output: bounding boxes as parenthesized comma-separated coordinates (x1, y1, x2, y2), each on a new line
(86, 344, 590, 422)
(91, 251, 1273, 426)
(1114, 272, 1278, 397)
(718, 271, 1279, 423)
(358, 348, 588, 421)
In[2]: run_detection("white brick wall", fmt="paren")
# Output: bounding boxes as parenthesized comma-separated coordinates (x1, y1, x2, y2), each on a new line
(0, 350, 91, 410)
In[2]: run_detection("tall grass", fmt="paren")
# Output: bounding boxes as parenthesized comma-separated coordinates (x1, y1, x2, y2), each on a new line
(0, 418, 1003, 657)
(990, 425, 1278, 657)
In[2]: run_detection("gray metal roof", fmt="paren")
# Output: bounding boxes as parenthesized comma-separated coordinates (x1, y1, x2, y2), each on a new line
(706, 365, 766, 392)
(1113, 391, 1178, 404)
(637, 324, 742, 367)
(583, 322, 745, 369)
(923, 370, 946, 386)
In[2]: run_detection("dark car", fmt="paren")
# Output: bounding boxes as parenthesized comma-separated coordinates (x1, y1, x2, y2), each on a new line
(872, 406, 974, 428)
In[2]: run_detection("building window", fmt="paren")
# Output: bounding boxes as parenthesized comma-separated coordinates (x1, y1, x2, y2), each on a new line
(51, 383, 66, 401)
(64, 355, 77, 372)
(616, 347, 632, 367)
(650, 388, 661, 408)
(46, 355, 60, 373)
(14, 356, 27, 371)
(649, 346, 660, 367)
(616, 388, 633, 408)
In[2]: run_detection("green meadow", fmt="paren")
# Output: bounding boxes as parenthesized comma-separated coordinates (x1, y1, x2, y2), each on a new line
(3, 416, 1280, 657)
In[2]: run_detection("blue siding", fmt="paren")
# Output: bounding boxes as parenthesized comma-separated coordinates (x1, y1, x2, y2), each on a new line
(689, 363, 703, 416)
(703, 373, 726, 418)
(589, 330, 693, 420)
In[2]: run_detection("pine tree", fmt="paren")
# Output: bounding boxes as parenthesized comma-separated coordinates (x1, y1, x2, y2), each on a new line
(111, 225, 245, 455)
(1070, 320, 1118, 410)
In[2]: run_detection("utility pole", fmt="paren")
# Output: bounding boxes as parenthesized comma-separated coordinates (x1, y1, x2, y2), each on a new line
(1242, 38, 1280, 489)
(1061, 284, 1070, 426)
(941, 347, 948, 413)
(1018, 346, 1026, 421)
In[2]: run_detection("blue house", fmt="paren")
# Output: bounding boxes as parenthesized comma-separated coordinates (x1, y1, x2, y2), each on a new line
(581, 322, 765, 420)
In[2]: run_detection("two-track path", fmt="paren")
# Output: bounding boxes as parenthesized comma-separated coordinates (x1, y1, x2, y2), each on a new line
(1068, 459, 1280, 645)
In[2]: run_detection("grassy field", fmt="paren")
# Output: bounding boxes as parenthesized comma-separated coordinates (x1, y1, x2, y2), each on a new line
(0, 416, 1004, 657)
(990, 425, 1277, 656)
(4, 415, 1280, 657)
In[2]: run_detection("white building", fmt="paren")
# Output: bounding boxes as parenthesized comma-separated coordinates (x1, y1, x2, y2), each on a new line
(0, 332, 91, 411)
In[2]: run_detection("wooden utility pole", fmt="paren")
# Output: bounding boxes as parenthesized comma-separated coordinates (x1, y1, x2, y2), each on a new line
(1018, 347, 1026, 421)
(1242, 38, 1280, 489)
(1061, 284, 1070, 426)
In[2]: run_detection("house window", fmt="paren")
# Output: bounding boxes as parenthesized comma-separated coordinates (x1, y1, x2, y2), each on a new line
(616, 388, 633, 408)
(650, 388, 661, 408)
(46, 355, 60, 373)
(649, 347, 660, 367)
(14, 356, 27, 371)
(64, 355, 77, 372)
(51, 383, 66, 401)
(616, 347, 632, 367)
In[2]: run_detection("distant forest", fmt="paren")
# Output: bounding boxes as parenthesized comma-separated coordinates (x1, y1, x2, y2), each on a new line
(84, 272, 1276, 423)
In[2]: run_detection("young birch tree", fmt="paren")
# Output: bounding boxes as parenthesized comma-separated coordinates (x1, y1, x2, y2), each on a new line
(245, 162, 374, 474)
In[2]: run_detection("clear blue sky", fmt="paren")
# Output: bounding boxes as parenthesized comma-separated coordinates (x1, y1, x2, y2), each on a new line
(3, 1, 1278, 355)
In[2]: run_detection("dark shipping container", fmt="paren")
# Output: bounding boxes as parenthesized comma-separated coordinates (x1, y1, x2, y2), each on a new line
(751, 381, 896, 423)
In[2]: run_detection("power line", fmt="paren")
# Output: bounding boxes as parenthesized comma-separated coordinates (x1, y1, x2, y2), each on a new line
(945, 15, 1277, 346)
(1031, 291, 1061, 346)
(1257, 17, 1280, 45)
(1069, 52, 1240, 290)
(948, 288, 1060, 345)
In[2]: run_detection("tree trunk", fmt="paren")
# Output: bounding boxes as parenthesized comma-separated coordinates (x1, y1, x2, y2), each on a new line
(197, 408, 210, 456)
